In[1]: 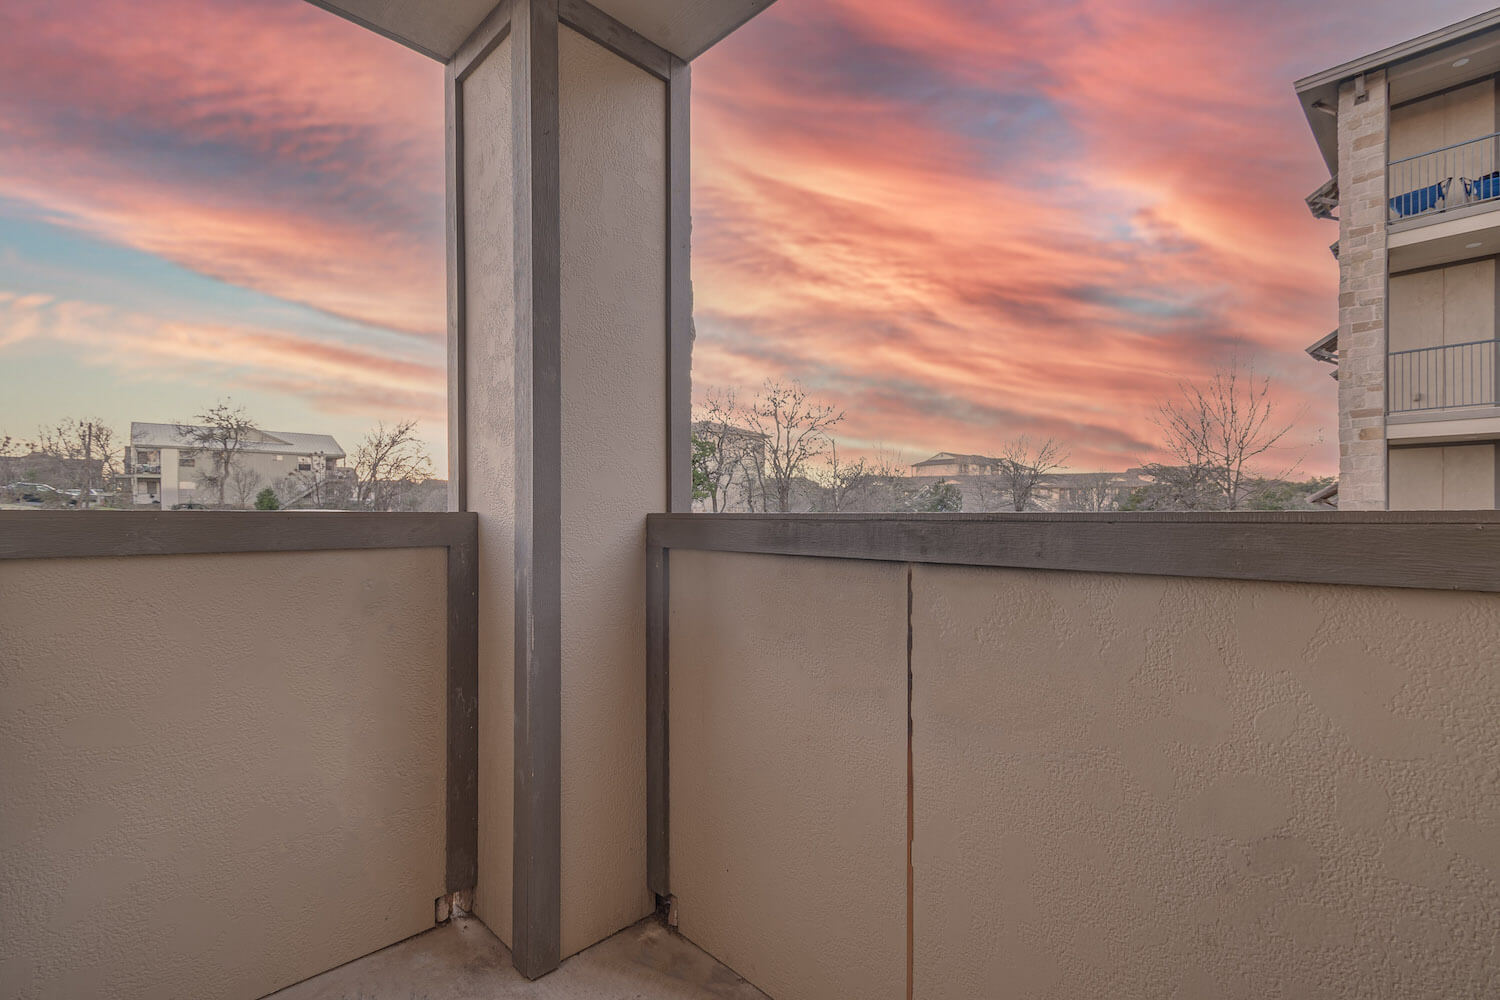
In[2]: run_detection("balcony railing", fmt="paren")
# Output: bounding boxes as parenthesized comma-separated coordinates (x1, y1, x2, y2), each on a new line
(1388, 338, 1499, 413)
(1388, 131, 1500, 221)
(130, 463, 162, 475)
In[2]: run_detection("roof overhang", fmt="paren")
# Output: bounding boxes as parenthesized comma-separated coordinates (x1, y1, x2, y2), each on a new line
(1293, 8, 1500, 174)
(303, 0, 776, 62)
(1305, 329, 1338, 364)
(1307, 481, 1339, 507)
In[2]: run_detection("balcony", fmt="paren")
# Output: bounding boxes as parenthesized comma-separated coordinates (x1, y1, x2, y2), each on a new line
(6, 1, 1500, 997)
(130, 463, 162, 475)
(1388, 338, 1500, 412)
(5, 511, 1500, 999)
(1388, 132, 1500, 223)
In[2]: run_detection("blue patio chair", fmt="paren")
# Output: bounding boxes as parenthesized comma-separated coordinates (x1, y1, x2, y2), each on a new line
(1462, 171, 1500, 201)
(1389, 177, 1451, 218)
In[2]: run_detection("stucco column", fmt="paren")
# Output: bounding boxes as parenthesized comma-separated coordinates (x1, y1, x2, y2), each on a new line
(445, 0, 688, 978)
(1336, 70, 1390, 509)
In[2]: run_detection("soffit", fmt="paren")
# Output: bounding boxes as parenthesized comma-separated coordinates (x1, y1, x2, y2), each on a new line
(305, 0, 774, 61)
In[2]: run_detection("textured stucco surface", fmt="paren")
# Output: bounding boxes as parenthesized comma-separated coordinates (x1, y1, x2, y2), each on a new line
(912, 565, 1500, 999)
(668, 551, 908, 1000)
(557, 25, 665, 958)
(461, 30, 516, 946)
(0, 549, 448, 1000)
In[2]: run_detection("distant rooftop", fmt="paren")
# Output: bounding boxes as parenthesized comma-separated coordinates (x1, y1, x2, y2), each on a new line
(131, 421, 345, 458)
(913, 451, 998, 467)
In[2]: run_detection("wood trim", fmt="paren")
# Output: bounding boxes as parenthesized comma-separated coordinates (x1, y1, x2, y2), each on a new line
(666, 57, 692, 513)
(511, 0, 563, 979)
(650, 61, 691, 889)
(446, 59, 468, 513)
(647, 512, 1500, 593)
(446, 524, 481, 893)
(558, 0, 671, 81)
(0, 510, 472, 559)
(645, 544, 669, 896)
(453, 0, 516, 83)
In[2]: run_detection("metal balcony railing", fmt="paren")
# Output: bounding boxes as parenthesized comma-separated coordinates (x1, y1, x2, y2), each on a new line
(1388, 338, 1499, 413)
(131, 464, 162, 475)
(1388, 132, 1500, 221)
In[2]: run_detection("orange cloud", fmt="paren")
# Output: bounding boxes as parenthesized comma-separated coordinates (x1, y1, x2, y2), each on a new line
(688, 0, 1476, 474)
(0, 288, 445, 424)
(0, 0, 444, 339)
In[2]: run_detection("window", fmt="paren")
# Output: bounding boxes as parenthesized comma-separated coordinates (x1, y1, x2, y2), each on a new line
(179, 458, 195, 468)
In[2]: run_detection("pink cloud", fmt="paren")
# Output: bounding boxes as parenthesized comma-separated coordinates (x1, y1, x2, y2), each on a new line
(687, 0, 1480, 475)
(0, 0, 445, 339)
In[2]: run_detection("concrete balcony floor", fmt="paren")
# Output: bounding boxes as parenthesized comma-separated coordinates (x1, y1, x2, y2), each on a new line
(269, 915, 768, 1000)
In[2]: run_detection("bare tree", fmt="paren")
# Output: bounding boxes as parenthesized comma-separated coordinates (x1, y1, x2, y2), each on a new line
(279, 452, 346, 509)
(30, 418, 118, 508)
(733, 446, 768, 512)
(1062, 473, 1124, 512)
(1153, 362, 1297, 510)
(227, 465, 265, 509)
(353, 420, 434, 511)
(987, 436, 1068, 511)
(177, 402, 258, 508)
(691, 389, 764, 513)
(1121, 462, 1220, 511)
(909, 477, 963, 512)
(745, 379, 845, 513)
(815, 442, 874, 512)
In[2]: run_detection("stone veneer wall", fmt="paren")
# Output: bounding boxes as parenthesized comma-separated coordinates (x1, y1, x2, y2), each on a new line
(1337, 70, 1390, 509)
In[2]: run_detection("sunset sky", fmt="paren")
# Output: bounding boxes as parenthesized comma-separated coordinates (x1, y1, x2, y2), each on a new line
(0, 0, 1489, 478)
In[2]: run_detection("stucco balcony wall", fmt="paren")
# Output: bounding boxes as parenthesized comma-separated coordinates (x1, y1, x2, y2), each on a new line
(664, 538, 1500, 999)
(0, 546, 451, 1000)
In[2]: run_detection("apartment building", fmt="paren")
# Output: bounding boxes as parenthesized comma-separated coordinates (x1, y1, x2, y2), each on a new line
(1298, 10, 1500, 509)
(910, 453, 1148, 511)
(127, 421, 345, 508)
(911, 452, 1005, 478)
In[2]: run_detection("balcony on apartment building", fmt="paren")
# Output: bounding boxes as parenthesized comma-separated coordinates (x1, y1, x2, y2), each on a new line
(1389, 337, 1499, 413)
(1388, 132, 1500, 224)
(1383, 26, 1500, 274)
(1387, 238, 1500, 443)
(1382, 35, 1500, 445)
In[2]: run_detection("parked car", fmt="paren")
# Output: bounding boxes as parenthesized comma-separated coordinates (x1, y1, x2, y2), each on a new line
(170, 502, 211, 510)
(4, 482, 73, 504)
